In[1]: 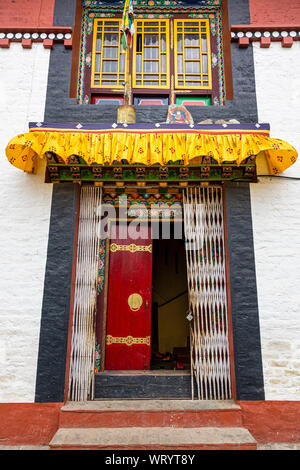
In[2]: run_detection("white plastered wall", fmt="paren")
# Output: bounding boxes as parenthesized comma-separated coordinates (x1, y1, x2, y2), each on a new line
(0, 43, 52, 402)
(252, 41, 300, 400)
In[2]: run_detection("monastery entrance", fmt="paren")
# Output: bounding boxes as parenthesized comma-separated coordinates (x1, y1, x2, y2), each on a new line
(68, 186, 233, 401)
(103, 220, 189, 372)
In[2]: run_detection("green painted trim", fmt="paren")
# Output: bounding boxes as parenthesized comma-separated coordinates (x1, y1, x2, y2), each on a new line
(175, 96, 212, 106)
(46, 163, 257, 183)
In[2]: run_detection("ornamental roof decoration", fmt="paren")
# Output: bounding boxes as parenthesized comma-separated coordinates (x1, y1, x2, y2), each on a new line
(5, 123, 298, 184)
(82, 0, 222, 11)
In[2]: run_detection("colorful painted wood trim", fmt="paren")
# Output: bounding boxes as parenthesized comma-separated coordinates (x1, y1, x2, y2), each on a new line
(231, 24, 300, 48)
(0, 28, 72, 48)
(45, 162, 257, 184)
(28, 121, 271, 132)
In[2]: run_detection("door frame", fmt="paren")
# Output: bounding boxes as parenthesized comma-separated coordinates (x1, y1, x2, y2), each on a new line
(97, 216, 184, 373)
(94, 189, 237, 401)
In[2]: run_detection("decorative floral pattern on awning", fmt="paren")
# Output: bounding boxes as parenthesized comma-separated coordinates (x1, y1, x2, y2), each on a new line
(5, 122, 298, 175)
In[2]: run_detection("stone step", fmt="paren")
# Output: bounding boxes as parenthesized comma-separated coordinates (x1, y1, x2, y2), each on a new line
(95, 372, 192, 399)
(50, 426, 257, 450)
(59, 400, 243, 428)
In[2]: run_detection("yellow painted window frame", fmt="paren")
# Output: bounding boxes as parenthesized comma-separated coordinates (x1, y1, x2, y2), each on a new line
(132, 18, 170, 90)
(91, 18, 127, 90)
(174, 18, 212, 90)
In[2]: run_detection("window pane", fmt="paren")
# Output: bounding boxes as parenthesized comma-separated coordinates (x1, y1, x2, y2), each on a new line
(202, 55, 208, 73)
(185, 48, 200, 60)
(103, 61, 118, 73)
(104, 33, 118, 46)
(144, 61, 158, 73)
(95, 54, 101, 73)
(177, 55, 183, 73)
(184, 34, 199, 47)
(186, 75, 201, 81)
(161, 34, 166, 52)
(144, 47, 159, 60)
(136, 54, 142, 73)
(161, 54, 166, 73)
(185, 61, 200, 74)
(201, 35, 207, 52)
(103, 47, 118, 59)
(177, 34, 182, 52)
(96, 34, 102, 51)
(144, 34, 158, 46)
(119, 53, 125, 73)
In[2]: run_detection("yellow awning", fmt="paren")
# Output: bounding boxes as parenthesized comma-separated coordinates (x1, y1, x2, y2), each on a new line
(5, 122, 298, 175)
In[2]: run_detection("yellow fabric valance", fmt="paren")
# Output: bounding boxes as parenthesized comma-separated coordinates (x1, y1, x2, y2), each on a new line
(5, 124, 298, 175)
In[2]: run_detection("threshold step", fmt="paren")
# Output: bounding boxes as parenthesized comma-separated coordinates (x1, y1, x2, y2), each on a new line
(95, 373, 192, 399)
(50, 426, 257, 450)
(61, 399, 240, 412)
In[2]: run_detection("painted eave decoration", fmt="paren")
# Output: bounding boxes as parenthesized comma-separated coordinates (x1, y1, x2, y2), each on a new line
(82, 0, 223, 10)
(5, 122, 298, 183)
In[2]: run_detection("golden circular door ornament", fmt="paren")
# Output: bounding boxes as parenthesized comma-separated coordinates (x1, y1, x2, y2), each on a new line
(128, 293, 143, 311)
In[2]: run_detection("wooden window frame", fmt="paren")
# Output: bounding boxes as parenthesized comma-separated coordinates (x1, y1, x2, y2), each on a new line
(132, 18, 171, 90)
(91, 18, 126, 90)
(174, 19, 212, 91)
(77, 12, 224, 105)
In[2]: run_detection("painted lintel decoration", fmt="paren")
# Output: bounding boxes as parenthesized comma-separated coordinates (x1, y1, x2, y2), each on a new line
(82, 1, 222, 10)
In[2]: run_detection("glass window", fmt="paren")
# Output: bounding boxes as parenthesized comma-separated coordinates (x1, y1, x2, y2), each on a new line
(91, 19, 126, 89)
(89, 17, 213, 93)
(174, 19, 212, 90)
(132, 19, 170, 89)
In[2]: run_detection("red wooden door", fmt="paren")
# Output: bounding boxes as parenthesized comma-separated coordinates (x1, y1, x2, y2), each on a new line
(105, 223, 152, 370)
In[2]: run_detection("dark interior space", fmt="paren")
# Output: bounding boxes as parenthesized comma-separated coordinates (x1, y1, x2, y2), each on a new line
(151, 221, 190, 371)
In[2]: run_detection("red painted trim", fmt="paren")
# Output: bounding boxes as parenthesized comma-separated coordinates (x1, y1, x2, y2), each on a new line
(59, 408, 243, 428)
(64, 38, 73, 49)
(0, 401, 299, 446)
(260, 37, 271, 48)
(0, 39, 10, 48)
(0, 27, 73, 49)
(282, 37, 293, 47)
(0, 27, 72, 34)
(51, 444, 257, 450)
(238, 37, 250, 47)
(249, 0, 300, 26)
(43, 39, 53, 49)
(231, 24, 300, 32)
(239, 401, 300, 443)
(22, 39, 33, 49)
(0, 403, 62, 446)
(0, 0, 55, 29)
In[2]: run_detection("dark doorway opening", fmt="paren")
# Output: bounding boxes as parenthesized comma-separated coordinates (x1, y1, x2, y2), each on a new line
(151, 221, 190, 371)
